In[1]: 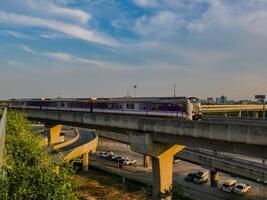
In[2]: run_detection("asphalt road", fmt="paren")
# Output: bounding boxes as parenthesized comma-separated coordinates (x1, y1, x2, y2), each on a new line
(94, 143, 266, 200)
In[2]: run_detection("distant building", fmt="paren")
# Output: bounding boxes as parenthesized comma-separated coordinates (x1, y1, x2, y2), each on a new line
(200, 99, 207, 104)
(220, 95, 227, 104)
(207, 97, 214, 104)
(215, 98, 221, 104)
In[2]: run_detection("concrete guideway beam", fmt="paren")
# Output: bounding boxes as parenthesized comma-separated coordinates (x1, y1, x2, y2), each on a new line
(47, 124, 63, 145)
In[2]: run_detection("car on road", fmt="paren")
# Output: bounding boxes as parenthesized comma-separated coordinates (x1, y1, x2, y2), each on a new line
(111, 155, 128, 162)
(123, 158, 137, 166)
(173, 158, 181, 164)
(97, 151, 115, 159)
(221, 179, 238, 193)
(233, 183, 251, 195)
(184, 172, 198, 182)
(97, 151, 106, 158)
(193, 170, 209, 184)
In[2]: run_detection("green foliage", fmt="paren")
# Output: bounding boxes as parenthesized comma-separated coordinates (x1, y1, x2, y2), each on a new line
(0, 111, 78, 200)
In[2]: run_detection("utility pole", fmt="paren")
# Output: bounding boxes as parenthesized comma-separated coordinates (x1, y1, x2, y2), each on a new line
(173, 83, 176, 97)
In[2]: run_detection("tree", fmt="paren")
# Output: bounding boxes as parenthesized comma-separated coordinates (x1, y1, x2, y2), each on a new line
(0, 111, 78, 200)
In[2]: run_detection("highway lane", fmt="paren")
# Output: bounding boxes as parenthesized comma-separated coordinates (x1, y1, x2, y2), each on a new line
(95, 143, 266, 200)
(52, 127, 266, 199)
(52, 128, 96, 156)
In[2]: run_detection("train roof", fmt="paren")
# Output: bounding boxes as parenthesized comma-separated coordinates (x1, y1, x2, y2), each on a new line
(10, 96, 189, 103)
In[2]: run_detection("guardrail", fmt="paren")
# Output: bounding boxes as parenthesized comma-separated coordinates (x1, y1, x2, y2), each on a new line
(0, 108, 7, 171)
(202, 115, 267, 125)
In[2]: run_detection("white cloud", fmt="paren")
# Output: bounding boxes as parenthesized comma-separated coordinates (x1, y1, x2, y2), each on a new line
(5, 30, 33, 40)
(48, 5, 91, 24)
(20, 44, 33, 53)
(19, 44, 108, 68)
(42, 52, 73, 62)
(134, 11, 181, 37)
(0, 11, 119, 47)
(41, 51, 105, 67)
(2, 0, 91, 25)
(133, 0, 159, 7)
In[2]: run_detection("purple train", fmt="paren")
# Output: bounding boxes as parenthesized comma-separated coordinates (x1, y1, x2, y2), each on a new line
(10, 96, 202, 120)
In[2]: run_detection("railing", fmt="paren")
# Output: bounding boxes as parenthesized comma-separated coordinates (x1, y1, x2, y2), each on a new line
(0, 108, 7, 171)
(202, 115, 267, 125)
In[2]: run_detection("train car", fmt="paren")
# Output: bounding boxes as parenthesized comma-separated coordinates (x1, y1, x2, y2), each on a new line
(9, 96, 202, 120)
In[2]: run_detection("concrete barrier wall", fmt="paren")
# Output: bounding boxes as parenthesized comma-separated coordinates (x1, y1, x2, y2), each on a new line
(0, 108, 7, 171)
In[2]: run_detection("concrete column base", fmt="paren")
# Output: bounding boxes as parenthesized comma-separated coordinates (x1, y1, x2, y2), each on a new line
(143, 155, 152, 168)
(210, 168, 219, 187)
(83, 152, 89, 172)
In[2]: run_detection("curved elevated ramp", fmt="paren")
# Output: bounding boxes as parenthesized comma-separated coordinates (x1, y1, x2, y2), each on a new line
(52, 128, 98, 164)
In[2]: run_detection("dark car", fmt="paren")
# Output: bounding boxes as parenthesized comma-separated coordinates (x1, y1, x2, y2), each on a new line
(184, 173, 198, 182)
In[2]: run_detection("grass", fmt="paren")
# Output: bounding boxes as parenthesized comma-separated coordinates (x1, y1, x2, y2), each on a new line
(74, 169, 150, 200)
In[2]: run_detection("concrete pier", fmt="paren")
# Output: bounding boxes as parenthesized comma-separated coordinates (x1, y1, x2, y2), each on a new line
(47, 124, 62, 145)
(210, 168, 219, 187)
(83, 152, 89, 172)
(143, 155, 152, 168)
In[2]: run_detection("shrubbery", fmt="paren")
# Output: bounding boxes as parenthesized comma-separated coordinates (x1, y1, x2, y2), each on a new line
(0, 111, 78, 200)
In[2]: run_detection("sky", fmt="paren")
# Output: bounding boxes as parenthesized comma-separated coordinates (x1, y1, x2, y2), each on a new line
(0, 0, 267, 100)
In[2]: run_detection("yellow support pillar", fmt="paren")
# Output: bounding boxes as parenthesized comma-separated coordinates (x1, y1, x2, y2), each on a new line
(83, 152, 89, 172)
(151, 145, 185, 200)
(210, 168, 219, 187)
(48, 125, 62, 145)
(255, 112, 259, 118)
(143, 155, 152, 168)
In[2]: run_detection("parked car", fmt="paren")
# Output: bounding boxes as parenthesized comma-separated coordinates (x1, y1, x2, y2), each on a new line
(193, 170, 209, 184)
(233, 183, 251, 195)
(97, 151, 107, 158)
(123, 158, 137, 166)
(221, 179, 238, 193)
(173, 158, 181, 164)
(184, 172, 198, 182)
(97, 151, 114, 159)
(111, 155, 128, 162)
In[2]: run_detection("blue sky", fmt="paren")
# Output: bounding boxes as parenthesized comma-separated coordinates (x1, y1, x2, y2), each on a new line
(1, 0, 267, 99)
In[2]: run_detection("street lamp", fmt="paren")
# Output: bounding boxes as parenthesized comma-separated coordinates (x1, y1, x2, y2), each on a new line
(133, 85, 137, 97)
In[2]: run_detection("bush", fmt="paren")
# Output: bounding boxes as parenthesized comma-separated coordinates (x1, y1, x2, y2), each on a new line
(0, 111, 78, 200)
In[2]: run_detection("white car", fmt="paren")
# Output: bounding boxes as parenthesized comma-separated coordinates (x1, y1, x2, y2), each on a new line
(233, 183, 251, 195)
(221, 179, 237, 193)
(97, 151, 114, 159)
(173, 158, 181, 164)
(123, 159, 137, 166)
(97, 151, 106, 158)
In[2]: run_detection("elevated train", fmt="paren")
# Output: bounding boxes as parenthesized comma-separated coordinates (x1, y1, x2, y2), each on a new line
(10, 96, 202, 120)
